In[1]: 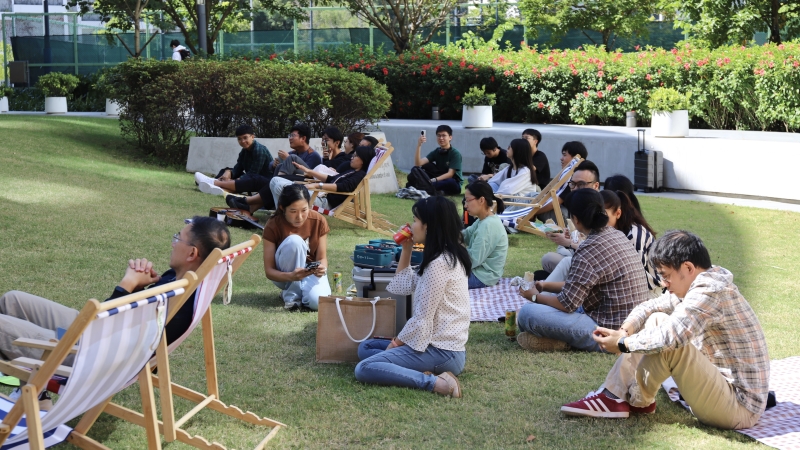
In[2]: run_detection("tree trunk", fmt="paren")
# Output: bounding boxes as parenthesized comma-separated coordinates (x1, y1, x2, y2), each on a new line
(133, 14, 141, 56)
(769, 0, 782, 44)
(602, 29, 611, 51)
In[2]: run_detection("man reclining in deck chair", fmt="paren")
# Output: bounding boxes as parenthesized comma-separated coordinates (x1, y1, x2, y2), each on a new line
(0, 217, 231, 370)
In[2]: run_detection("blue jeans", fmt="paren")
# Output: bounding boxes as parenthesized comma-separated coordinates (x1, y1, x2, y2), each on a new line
(467, 273, 487, 289)
(271, 235, 330, 310)
(269, 176, 294, 210)
(355, 339, 466, 392)
(516, 303, 602, 352)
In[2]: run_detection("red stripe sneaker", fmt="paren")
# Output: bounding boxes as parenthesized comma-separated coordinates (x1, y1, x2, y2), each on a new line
(561, 393, 630, 418)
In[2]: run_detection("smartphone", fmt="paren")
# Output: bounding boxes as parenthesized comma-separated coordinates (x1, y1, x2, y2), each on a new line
(421, 130, 426, 138)
(305, 261, 321, 271)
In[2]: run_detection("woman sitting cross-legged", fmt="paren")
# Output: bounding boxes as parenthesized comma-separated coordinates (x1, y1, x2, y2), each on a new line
(355, 196, 471, 397)
(516, 189, 650, 352)
(292, 145, 376, 211)
(262, 184, 331, 311)
(463, 181, 508, 289)
(486, 138, 539, 198)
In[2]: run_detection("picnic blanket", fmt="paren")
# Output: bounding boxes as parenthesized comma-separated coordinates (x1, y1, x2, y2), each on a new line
(663, 356, 800, 449)
(469, 278, 529, 322)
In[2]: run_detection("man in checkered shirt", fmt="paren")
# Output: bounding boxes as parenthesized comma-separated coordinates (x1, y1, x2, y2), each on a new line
(562, 230, 770, 429)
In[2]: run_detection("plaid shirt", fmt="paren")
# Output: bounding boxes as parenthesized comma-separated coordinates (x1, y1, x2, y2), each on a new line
(231, 140, 273, 179)
(624, 266, 770, 415)
(557, 227, 650, 328)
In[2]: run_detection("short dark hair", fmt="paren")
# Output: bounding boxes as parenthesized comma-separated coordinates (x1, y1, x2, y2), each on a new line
(235, 124, 254, 137)
(479, 137, 499, 152)
(188, 216, 231, 260)
(435, 125, 453, 136)
(562, 141, 588, 159)
(290, 123, 311, 144)
(361, 135, 379, 148)
(353, 145, 376, 171)
(322, 126, 344, 148)
(566, 188, 608, 232)
(522, 128, 542, 144)
(170, 39, 180, 48)
(575, 160, 600, 182)
(650, 230, 711, 271)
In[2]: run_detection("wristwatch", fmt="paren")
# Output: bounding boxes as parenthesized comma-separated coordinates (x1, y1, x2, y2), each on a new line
(318, 182, 323, 189)
(617, 337, 630, 353)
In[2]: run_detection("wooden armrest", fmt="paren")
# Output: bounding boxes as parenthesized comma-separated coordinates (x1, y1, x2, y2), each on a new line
(12, 357, 73, 378)
(14, 338, 78, 354)
(0, 360, 32, 382)
(306, 187, 357, 196)
(503, 201, 543, 208)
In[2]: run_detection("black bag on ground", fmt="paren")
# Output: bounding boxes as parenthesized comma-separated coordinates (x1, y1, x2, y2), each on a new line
(406, 166, 436, 196)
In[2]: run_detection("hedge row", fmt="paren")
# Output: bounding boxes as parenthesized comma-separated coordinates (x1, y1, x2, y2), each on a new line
(253, 41, 800, 132)
(104, 59, 391, 164)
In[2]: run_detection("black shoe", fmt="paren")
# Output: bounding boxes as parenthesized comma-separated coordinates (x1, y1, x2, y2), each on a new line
(226, 194, 249, 210)
(533, 270, 551, 281)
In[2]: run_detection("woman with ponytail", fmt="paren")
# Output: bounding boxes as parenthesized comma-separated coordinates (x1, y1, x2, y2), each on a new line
(486, 139, 539, 197)
(462, 181, 508, 289)
(516, 189, 650, 353)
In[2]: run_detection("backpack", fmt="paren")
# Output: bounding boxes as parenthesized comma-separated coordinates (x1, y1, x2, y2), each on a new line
(179, 49, 191, 60)
(406, 166, 436, 196)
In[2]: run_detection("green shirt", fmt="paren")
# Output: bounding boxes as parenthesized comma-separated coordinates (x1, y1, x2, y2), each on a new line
(426, 146, 463, 183)
(232, 140, 273, 179)
(462, 215, 508, 286)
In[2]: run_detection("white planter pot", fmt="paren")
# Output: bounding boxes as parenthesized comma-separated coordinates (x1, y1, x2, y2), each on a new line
(44, 97, 68, 114)
(0, 96, 8, 113)
(651, 110, 689, 137)
(105, 98, 120, 116)
(462, 105, 493, 128)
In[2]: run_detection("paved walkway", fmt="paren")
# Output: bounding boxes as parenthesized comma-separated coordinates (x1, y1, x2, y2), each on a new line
(638, 191, 800, 213)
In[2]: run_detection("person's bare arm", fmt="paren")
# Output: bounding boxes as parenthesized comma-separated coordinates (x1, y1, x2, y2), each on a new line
(434, 168, 456, 182)
(415, 135, 429, 167)
(519, 286, 569, 312)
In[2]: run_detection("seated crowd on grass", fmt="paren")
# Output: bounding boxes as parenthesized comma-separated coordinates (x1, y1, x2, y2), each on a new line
(0, 122, 770, 433)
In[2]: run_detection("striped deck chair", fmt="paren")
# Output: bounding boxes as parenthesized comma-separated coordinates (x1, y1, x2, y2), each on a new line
(307, 143, 398, 237)
(0, 280, 185, 449)
(89, 235, 285, 449)
(496, 156, 584, 236)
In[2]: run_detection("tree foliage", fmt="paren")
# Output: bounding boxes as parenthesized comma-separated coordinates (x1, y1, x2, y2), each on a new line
(519, 0, 659, 51)
(663, 0, 800, 46)
(342, 0, 459, 53)
(68, 0, 160, 57)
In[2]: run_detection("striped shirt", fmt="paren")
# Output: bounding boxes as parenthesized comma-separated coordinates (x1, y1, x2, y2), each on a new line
(627, 224, 664, 293)
(624, 266, 770, 415)
(557, 227, 650, 328)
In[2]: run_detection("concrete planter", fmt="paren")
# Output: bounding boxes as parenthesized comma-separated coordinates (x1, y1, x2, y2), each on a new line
(0, 96, 8, 113)
(651, 110, 689, 137)
(105, 98, 121, 116)
(44, 97, 68, 114)
(462, 105, 493, 128)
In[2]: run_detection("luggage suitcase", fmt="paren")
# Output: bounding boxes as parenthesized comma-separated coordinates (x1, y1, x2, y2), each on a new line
(633, 150, 663, 192)
(352, 267, 413, 334)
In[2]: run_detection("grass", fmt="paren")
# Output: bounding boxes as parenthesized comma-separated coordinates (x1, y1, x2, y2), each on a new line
(0, 115, 798, 449)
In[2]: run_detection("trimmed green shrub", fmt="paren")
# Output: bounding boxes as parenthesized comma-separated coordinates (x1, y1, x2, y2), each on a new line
(36, 72, 80, 97)
(105, 58, 391, 165)
(647, 87, 691, 112)
(1, 86, 13, 98)
(462, 85, 496, 107)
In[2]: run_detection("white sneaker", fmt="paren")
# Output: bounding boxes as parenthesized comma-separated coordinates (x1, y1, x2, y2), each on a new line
(194, 172, 216, 185)
(198, 180, 224, 196)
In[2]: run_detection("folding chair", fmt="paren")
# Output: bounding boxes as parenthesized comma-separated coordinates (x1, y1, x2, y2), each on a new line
(93, 235, 285, 449)
(307, 143, 398, 237)
(496, 156, 583, 236)
(0, 279, 185, 449)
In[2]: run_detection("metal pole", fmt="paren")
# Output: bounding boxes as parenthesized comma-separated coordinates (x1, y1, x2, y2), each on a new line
(145, 16, 150, 59)
(2, 14, 8, 87)
(293, 18, 298, 53)
(309, 1, 314, 53)
(445, 15, 450, 45)
(43, 3, 52, 72)
(197, 0, 207, 54)
(72, 14, 77, 74)
(369, 24, 373, 50)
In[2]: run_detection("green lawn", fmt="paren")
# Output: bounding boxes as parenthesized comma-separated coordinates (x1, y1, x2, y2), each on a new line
(0, 115, 798, 449)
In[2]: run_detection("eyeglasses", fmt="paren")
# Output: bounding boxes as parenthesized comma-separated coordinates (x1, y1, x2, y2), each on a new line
(287, 133, 299, 139)
(568, 180, 596, 189)
(172, 233, 195, 247)
(465, 196, 478, 203)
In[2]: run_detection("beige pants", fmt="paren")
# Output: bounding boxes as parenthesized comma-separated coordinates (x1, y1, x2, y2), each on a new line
(604, 312, 761, 430)
(0, 290, 79, 365)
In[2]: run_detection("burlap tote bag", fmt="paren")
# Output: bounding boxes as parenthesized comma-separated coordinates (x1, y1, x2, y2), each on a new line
(316, 296, 396, 363)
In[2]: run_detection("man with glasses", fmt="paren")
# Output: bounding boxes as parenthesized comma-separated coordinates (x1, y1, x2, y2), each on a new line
(268, 123, 323, 208)
(562, 230, 769, 429)
(411, 125, 463, 195)
(538, 160, 601, 277)
(0, 217, 231, 365)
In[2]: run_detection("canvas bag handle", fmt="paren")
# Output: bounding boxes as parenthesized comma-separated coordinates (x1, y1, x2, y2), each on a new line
(335, 297, 380, 343)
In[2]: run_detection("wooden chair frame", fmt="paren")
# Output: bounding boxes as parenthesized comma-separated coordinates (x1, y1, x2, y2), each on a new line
(306, 143, 397, 237)
(496, 156, 584, 236)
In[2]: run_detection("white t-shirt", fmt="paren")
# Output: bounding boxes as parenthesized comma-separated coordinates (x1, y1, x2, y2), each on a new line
(172, 45, 187, 61)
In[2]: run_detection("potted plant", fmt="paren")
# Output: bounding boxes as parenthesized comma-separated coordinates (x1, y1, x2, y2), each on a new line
(0, 86, 12, 113)
(647, 87, 691, 137)
(95, 70, 121, 116)
(36, 72, 80, 114)
(461, 85, 496, 128)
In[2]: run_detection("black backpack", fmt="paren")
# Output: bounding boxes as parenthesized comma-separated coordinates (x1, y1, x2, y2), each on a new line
(406, 166, 436, 196)
(179, 49, 191, 60)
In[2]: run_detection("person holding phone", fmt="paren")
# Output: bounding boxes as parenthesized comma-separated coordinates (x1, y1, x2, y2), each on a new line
(262, 184, 331, 311)
(354, 196, 471, 397)
(412, 125, 463, 195)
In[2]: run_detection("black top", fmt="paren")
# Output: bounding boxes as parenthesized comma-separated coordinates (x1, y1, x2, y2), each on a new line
(481, 149, 511, 176)
(325, 170, 367, 209)
(532, 151, 551, 190)
(336, 154, 354, 174)
(107, 269, 194, 345)
(323, 151, 350, 170)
